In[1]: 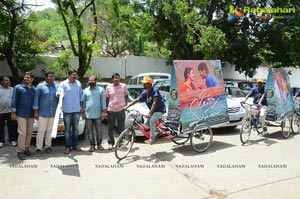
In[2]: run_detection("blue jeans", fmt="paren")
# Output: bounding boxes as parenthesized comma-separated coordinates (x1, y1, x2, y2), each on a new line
(145, 112, 164, 141)
(63, 112, 80, 148)
(86, 118, 102, 146)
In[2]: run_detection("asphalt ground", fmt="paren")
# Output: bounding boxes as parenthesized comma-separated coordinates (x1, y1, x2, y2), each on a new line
(0, 124, 299, 199)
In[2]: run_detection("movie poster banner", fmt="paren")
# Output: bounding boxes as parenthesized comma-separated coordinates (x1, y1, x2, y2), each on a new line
(168, 60, 229, 133)
(265, 68, 294, 120)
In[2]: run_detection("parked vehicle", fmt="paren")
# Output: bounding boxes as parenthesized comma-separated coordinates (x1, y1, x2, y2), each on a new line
(128, 72, 171, 85)
(225, 80, 255, 93)
(32, 113, 86, 139)
(127, 84, 144, 99)
(237, 81, 254, 92)
(224, 85, 253, 104)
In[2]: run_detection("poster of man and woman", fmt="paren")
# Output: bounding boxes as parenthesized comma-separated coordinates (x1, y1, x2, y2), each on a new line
(265, 68, 294, 121)
(168, 60, 230, 133)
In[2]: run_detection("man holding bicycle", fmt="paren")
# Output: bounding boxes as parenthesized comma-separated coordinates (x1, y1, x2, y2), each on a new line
(242, 78, 268, 133)
(124, 76, 166, 144)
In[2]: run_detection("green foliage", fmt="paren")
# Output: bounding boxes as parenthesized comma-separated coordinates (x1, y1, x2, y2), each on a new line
(97, 0, 141, 57)
(198, 25, 227, 60)
(85, 68, 103, 81)
(51, 50, 73, 78)
(0, 0, 43, 82)
(53, 0, 98, 78)
(211, 0, 300, 76)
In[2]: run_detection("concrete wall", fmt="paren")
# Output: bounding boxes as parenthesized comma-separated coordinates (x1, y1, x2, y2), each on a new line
(1, 56, 299, 87)
(223, 62, 300, 87)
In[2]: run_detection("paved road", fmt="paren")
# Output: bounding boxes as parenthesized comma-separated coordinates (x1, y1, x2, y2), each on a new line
(0, 124, 299, 199)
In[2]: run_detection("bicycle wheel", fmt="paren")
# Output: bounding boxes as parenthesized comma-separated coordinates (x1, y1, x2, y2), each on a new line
(291, 113, 300, 134)
(114, 129, 135, 160)
(240, 116, 252, 144)
(172, 133, 190, 145)
(190, 124, 213, 153)
(281, 117, 291, 138)
(255, 119, 264, 135)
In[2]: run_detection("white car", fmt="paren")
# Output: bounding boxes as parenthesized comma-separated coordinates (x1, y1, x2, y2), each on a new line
(32, 113, 86, 139)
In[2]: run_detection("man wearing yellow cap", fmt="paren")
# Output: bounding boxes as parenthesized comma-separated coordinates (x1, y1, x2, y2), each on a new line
(124, 76, 166, 144)
(242, 78, 268, 133)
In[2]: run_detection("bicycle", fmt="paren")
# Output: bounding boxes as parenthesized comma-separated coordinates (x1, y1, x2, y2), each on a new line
(240, 102, 291, 144)
(114, 109, 213, 160)
(291, 100, 300, 134)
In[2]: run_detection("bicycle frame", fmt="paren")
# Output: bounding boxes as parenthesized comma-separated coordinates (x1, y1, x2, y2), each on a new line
(130, 112, 178, 142)
(240, 102, 292, 144)
(115, 109, 214, 159)
(244, 103, 261, 129)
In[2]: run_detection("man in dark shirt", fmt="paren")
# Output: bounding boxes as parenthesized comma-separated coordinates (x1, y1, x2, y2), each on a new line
(242, 78, 268, 133)
(124, 76, 166, 144)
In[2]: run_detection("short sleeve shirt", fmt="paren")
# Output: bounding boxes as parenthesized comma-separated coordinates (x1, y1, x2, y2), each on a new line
(248, 86, 267, 106)
(138, 87, 166, 113)
(105, 83, 128, 112)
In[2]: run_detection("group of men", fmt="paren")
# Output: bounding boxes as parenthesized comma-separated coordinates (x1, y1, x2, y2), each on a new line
(0, 70, 166, 160)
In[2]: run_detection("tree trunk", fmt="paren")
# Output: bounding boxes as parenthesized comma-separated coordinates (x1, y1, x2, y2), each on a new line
(5, 54, 20, 86)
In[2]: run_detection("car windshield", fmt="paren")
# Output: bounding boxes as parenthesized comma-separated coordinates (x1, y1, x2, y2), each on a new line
(153, 79, 170, 92)
(127, 85, 144, 99)
(225, 86, 247, 97)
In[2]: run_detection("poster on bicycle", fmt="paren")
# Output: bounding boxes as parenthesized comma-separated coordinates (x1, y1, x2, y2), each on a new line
(168, 60, 229, 133)
(265, 68, 294, 120)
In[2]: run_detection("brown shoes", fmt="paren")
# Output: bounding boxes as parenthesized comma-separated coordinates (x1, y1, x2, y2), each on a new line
(97, 145, 105, 150)
(73, 146, 82, 151)
(63, 148, 70, 154)
(88, 146, 95, 152)
(64, 146, 81, 154)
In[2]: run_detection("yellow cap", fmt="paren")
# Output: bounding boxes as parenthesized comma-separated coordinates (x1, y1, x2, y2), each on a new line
(257, 78, 264, 83)
(140, 76, 153, 84)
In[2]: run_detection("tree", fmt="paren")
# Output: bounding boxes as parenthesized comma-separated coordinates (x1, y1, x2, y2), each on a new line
(137, 0, 227, 61)
(96, 0, 141, 57)
(136, 0, 300, 77)
(211, 0, 300, 76)
(55, 0, 98, 79)
(0, 0, 41, 85)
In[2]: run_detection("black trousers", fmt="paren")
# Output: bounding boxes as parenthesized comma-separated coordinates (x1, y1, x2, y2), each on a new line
(0, 113, 18, 143)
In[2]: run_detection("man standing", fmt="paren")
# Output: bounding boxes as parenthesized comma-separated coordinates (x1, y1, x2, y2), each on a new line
(105, 73, 128, 149)
(33, 71, 58, 156)
(124, 76, 166, 144)
(0, 76, 18, 148)
(198, 62, 219, 88)
(11, 72, 36, 160)
(57, 70, 82, 154)
(81, 75, 107, 152)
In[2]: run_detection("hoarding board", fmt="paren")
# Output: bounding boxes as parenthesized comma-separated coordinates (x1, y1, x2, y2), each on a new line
(265, 68, 294, 120)
(168, 60, 229, 133)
